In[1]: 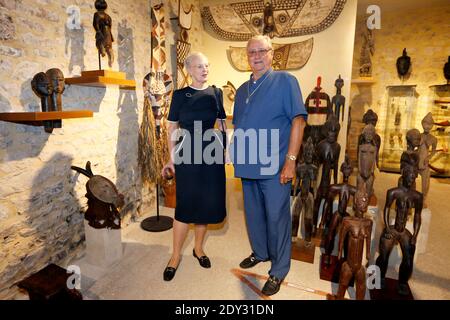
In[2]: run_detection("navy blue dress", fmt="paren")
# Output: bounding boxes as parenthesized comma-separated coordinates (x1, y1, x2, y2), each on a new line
(167, 86, 227, 224)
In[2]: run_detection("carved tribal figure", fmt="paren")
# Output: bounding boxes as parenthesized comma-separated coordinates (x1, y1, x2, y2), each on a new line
(331, 75, 345, 123)
(376, 163, 423, 296)
(312, 115, 341, 234)
(336, 214, 372, 300)
(320, 154, 356, 265)
(357, 124, 377, 198)
(93, 0, 114, 68)
(31, 72, 54, 132)
(418, 113, 437, 203)
(292, 137, 317, 243)
(359, 109, 381, 167)
(398, 128, 421, 190)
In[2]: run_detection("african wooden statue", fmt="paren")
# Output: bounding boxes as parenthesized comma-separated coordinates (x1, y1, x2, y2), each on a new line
(376, 162, 423, 296)
(31, 72, 54, 133)
(335, 209, 372, 300)
(321, 154, 356, 265)
(360, 109, 381, 167)
(262, 2, 276, 37)
(292, 137, 317, 243)
(357, 124, 377, 198)
(71, 161, 125, 229)
(398, 128, 421, 189)
(359, 27, 374, 77)
(303, 76, 332, 155)
(45, 68, 65, 113)
(396, 48, 411, 79)
(93, 0, 114, 68)
(45, 68, 65, 129)
(331, 75, 345, 123)
(312, 115, 341, 234)
(418, 113, 437, 204)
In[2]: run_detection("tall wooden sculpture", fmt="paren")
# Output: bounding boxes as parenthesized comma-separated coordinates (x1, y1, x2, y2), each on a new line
(139, 3, 174, 232)
(93, 0, 114, 69)
(375, 162, 423, 296)
(313, 115, 341, 235)
(291, 137, 317, 262)
(418, 112, 437, 204)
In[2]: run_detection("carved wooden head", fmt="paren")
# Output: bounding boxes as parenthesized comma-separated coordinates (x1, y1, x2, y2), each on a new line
(45, 68, 65, 94)
(95, 0, 107, 11)
(31, 72, 52, 97)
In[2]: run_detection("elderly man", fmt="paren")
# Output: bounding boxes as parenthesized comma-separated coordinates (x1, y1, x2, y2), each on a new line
(230, 35, 307, 296)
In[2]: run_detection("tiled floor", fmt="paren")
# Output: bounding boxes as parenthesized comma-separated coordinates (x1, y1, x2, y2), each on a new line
(69, 171, 450, 300)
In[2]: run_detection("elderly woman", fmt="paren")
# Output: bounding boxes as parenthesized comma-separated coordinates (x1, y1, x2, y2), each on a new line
(161, 52, 227, 281)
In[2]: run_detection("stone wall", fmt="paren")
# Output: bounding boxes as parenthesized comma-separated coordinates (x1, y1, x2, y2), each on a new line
(0, 0, 154, 299)
(347, 4, 450, 165)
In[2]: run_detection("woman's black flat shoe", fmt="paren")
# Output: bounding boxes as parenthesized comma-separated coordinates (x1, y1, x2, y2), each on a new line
(193, 249, 211, 268)
(163, 265, 178, 281)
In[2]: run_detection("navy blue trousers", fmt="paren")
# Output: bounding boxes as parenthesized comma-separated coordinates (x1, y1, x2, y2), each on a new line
(241, 177, 292, 279)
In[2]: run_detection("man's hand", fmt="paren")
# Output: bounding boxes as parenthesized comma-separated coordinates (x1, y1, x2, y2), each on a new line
(280, 158, 296, 184)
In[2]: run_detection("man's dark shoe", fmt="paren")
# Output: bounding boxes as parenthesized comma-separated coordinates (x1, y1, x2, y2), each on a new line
(261, 275, 283, 296)
(239, 253, 263, 269)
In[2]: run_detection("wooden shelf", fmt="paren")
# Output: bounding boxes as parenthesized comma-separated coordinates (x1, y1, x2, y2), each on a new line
(65, 70, 136, 90)
(351, 78, 376, 84)
(0, 110, 93, 125)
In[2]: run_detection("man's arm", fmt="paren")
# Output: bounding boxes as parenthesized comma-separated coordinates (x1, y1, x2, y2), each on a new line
(280, 116, 306, 184)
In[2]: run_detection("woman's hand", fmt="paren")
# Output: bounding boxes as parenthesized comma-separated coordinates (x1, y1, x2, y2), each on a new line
(161, 161, 175, 179)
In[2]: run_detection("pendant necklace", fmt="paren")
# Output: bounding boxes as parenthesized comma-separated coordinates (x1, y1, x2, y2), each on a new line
(246, 70, 273, 104)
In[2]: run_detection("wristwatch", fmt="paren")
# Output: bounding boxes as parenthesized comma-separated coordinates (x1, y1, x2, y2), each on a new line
(286, 154, 297, 161)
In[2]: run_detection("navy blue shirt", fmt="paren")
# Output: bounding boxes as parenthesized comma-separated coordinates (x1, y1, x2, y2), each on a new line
(230, 69, 307, 179)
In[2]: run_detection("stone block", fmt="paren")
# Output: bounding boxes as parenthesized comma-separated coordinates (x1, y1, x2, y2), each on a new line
(84, 220, 122, 268)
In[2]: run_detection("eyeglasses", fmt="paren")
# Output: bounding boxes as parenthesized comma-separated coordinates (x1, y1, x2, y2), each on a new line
(247, 48, 272, 57)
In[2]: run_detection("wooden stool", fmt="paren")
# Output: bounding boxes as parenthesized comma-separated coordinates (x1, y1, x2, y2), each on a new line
(17, 263, 82, 300)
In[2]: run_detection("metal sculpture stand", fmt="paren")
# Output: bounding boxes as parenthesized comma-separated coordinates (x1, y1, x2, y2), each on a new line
(141, 184, 173, 232)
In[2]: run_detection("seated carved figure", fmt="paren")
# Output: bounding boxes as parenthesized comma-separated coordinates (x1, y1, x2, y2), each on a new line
(376, 162, 423, 296)
(333, 187, 372, 300)
(320, 155, 356, 264)
(71, 161, 124, 229)
(292, 137, 317, 243)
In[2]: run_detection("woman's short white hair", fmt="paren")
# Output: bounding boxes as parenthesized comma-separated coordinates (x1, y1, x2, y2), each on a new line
(246, 35, 273, 50)
(184, 52, 208, 70)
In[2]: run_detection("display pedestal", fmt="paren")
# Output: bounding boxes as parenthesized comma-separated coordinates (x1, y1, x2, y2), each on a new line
(84, 220, 122, 268)
(369, 277, 414, 300)
(65, 70, 136, 90)
(319, 254, 341, 283)
(291, 239, 315, 264)
(311, 228, 324, 247)
(366, 205, 380, 264)
(17, 264, 83, 300)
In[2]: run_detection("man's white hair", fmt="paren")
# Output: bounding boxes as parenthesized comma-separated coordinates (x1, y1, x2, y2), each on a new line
(246, 35, 273, 50)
